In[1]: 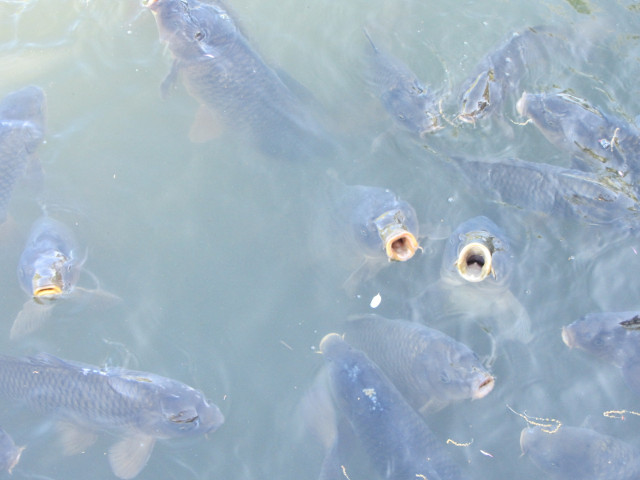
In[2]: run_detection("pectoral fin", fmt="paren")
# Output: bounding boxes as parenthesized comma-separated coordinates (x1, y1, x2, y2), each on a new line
(57, 421, 98, 455)
(188, 105, 223, 143)
(160, 59, 180, 100)
(108, 435, 156, 480)
(10, 299, 54, 339)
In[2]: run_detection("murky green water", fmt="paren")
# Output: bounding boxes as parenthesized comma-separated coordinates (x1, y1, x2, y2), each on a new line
(1, 0, 640, 479)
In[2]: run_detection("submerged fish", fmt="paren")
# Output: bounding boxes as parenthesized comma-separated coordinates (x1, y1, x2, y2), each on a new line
(457, 26, 567, 123)
(314, 182, 420, 292)
(363, 30, 441, 135)
(319, 333, 469, 480)
(517, 91, 640, 179)
(0, 427, 24, 474)
(441, 216, 512, 284)
(413, 216, 531, 348)
(0, 353, 224, 479)
(342, 314, 494, 413)
(562, 311, 640, 397)
(449, 155, 640, 230)
(12, 216, 118, 339)
(146, 0, 334, 160)
(521, 425, 640, 480)
(0, 86, 46, 224)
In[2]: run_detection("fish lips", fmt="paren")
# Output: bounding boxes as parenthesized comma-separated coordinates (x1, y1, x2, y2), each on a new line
(561, 326, 575, 348)
(472, 373, 495, 399)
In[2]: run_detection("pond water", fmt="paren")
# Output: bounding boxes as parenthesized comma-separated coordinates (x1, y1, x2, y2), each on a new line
(1, 0, 640, 479)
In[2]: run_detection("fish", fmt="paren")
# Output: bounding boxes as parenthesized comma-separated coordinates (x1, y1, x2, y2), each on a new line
(312, 182, 421, 293)
(11, 216, 119, 339)
(363, 30, 441, 136)
(319, 333, 470, 480)
(457, 26, 566, 124)
(0, 427, 24, 474)
(0, 352, 224, 479)
(520, 425, 640, 480)
(562, 311, 640, 397)
(342, 314, 494, 414)
(0, 86, 46, 224)
(412, 216, 531, 350)
(441, 216, 512, 284)
(448, 155, 640, 231)
(516, 91, 640, 179)
(145, 0, 335, 160)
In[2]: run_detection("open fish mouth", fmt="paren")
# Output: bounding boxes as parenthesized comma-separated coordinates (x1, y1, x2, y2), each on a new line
(456, 242, 493, 282)
(560, 327, 574, 348)
(383, 231, 419, 262)
(472, 374, 495, 399)
(33, 285, 63, 297)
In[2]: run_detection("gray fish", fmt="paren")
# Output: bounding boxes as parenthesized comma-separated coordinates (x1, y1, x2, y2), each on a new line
(520, 425, 640, 480)
(11, 216, 119, 339)
(562, 311, 640, 397)
(342, 314, 494, 414)
(145, 0, 334, 160)
(334, 184, 420, 262)
(458, 26, 565, 123)
(0, 427, 24, 474)
(363, 30, 441, 135)
(0, 86, 46, 224)
(517, 91, 640, 179)
(319, 333, 470, 480)
(413, 216, 531, 348)
(314, 182, 420, 292)
(17, 216, 82, 299)
(0, 353, 224, 479)
(449, 155, 640, 230)
(441, 216, 512, 284)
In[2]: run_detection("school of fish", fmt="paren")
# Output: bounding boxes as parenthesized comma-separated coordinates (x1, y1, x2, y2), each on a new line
(1, 0, 639, 479)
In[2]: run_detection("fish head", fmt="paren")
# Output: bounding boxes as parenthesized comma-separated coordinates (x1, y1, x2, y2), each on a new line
(146, 0, 237, 59)
(0, 86, 46, 127)
(458, 69, 494, 124)
(19, 250, 77, 298)
(0, 86, 47, 150)
(443, 218, 511, 284)
(516, 91, 587, 141)
(155, 382, 225, 437)
(373, 208, 420, 262)
(562, 312, 640, 367)
(418, 339, 494, 402)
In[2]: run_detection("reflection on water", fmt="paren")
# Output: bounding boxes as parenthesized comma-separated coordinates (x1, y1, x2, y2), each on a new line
(1, 0, 640, 478)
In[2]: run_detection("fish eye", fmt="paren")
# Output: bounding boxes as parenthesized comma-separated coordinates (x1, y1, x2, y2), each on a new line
(194, 31, 204, 41)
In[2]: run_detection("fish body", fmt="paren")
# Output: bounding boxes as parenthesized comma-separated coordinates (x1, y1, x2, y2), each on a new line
(0, 86, 46, 223)
(12, 216, 121, 339)
(17, 216, 81, 298)
(0, 427, 24, 474)
(521, 425, 640, 480)
(146, 0, 333, 160)
(458, 27, 561, 123)
(342, 314, 494, 413)
(0, 353, 224, 479)
(413, 214, 531, 347)
(319, 333, 469, 480)
(449, 155, 640, 230)
(517, 91, 640, 179)
(363, 30, 440, 135)
(562, 311, 640, 396)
